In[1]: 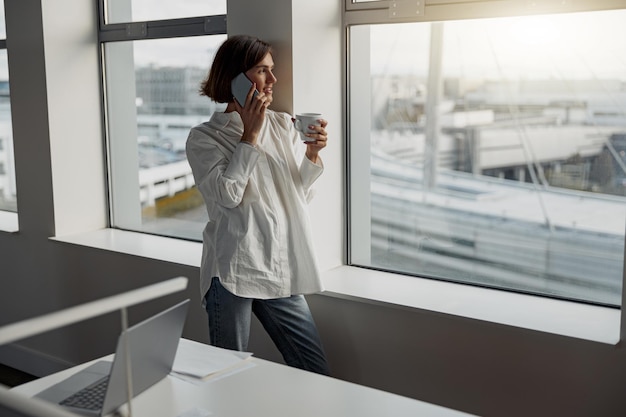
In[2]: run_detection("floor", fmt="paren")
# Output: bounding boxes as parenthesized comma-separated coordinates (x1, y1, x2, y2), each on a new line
(0, 363, 37, 388)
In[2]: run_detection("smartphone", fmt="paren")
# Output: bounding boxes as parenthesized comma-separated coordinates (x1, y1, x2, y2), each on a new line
(231, 72, 259, 107)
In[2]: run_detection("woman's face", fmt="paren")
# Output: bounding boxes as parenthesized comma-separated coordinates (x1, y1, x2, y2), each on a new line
(245, 53, 277, 101)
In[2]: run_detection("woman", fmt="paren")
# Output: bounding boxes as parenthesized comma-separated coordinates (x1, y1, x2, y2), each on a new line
(185, 35, 330, 375)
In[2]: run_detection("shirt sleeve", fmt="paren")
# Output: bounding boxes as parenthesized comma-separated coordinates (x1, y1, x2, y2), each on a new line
(186, 129, 260, 209)
(299, 154, 323, 200)
(280, 112, 324, 201)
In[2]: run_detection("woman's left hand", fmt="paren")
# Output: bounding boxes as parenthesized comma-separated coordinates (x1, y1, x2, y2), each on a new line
(304, 119, 328, 164)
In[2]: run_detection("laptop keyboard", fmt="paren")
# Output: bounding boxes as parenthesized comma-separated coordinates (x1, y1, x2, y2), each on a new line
(59, 376, 109, 410)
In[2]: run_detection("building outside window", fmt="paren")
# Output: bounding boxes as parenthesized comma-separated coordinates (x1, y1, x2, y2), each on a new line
(346, 2, 626, 306)
(0, 0, 16, 213)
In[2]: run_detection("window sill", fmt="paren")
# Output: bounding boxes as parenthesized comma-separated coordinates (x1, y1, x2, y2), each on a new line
(52, 229, 620, 345)
(0, 211, 19, 233)
(51, 228, 202, 267)
(321, 266, 621, 345)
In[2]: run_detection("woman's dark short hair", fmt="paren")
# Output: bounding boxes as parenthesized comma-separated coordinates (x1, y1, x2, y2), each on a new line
(200, 35, 273, 103)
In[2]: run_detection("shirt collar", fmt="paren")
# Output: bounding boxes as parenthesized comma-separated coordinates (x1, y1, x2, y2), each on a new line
(210, 111, 243, 131)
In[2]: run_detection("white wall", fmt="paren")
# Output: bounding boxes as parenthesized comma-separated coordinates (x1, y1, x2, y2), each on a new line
(1, 1, 626, 416)
(227, 0, 344, 272)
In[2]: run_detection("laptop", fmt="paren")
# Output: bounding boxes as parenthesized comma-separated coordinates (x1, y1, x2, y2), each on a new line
(34, 299, 190, 416)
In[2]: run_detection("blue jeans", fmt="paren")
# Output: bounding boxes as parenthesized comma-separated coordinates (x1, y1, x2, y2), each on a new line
(204, 277, 330, 376)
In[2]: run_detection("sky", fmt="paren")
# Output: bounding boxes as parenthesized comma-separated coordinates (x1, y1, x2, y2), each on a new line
(370, 9, 626, 81)
(125, 0, 225, 23)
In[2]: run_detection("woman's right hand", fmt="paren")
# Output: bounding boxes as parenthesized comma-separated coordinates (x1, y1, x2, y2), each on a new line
(234, 83, 271, 146)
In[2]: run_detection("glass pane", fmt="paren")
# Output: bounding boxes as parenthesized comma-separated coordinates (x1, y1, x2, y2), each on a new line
(105, 0, 226, 24)
(104, 35, 227, 240)
(0, 0, 13, 212)
(349, 10, 626, 305)
(0, 49, 15, 213)
(0, 0, 5, 39)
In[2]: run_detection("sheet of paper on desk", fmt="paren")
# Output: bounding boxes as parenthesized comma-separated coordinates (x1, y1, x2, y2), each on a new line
(172, 338, 253, 380)
(177, 406, 213, 417)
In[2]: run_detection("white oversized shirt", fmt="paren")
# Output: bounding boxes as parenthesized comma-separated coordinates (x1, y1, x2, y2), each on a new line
(186, 110, 324, 300)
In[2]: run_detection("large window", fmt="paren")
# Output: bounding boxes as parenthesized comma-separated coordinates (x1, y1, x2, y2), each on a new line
(347, 2, 626, 306)
(101, 1, 226, 240)
(0, 0, 16, 213)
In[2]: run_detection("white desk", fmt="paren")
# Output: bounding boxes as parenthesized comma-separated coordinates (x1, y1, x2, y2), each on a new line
(12, 340, 474, 417)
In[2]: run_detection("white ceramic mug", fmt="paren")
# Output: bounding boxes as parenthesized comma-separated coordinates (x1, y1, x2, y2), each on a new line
(294, 113, 322, 143)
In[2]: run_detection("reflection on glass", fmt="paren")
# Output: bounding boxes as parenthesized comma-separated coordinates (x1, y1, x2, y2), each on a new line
(350, 10, 626, 305)
(105, 0, 226, 24)
(105, 35, 226, 240)
(0, 49, 15, 213)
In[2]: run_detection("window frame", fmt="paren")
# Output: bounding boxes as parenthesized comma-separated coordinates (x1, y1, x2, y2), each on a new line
(0, 5, 17, 223)
(345, 0, 626, 23)
(343, 0, 626, 307)
(37, 0, 621, 345)
(96, 1, 226, 236)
